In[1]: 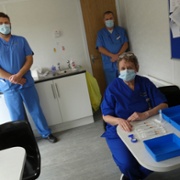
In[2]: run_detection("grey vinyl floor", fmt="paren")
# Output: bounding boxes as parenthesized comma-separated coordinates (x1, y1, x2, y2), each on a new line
(36, 110, 180, 180)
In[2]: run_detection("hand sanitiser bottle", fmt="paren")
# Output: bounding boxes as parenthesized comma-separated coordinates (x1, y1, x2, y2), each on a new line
(51, 65, 57, 76)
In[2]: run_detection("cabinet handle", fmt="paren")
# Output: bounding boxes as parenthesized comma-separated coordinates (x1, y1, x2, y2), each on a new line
(55, 83, 60, 98)
(51, 84, 56, 99)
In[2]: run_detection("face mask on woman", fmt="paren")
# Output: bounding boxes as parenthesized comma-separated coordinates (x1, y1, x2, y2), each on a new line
(0, 24, 11, 35)
(119, 69, 136, 82)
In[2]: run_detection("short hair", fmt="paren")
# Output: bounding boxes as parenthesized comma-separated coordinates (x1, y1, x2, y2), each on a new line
(118, 52, 139, 69)
(103, 11, 114, 18)
(0, 12, 10, 21)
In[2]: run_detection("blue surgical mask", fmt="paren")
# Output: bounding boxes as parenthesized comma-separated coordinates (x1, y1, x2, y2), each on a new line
(0, 24, 11, 35)
(105, 20, 114, 28)
(119, 69, 136, 82)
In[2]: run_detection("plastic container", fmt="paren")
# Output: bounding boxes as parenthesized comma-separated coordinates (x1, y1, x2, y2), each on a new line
(51, 65, 57, 76)
(161, 105, 180, 130)
(143, 133, 180, 161)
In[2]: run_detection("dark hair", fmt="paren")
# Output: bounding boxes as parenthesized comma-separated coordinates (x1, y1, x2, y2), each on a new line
(0, 12, 10, 21)
(118, 52, 139, 69)
(103, 11, 114, 17)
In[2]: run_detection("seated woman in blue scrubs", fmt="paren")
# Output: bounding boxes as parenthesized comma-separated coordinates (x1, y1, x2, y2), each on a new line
(101, 52, 168, 180)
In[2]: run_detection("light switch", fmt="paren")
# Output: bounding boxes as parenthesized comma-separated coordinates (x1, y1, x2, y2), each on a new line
(54, 30, 61, 38)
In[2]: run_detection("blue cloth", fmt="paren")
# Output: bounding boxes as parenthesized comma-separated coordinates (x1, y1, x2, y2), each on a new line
(3, 86, 51, 137)
(96, 26, 128, 85)
(101, 75, 167, 180)
(0, 35, 34, 92)
(0, 35, 51, 137)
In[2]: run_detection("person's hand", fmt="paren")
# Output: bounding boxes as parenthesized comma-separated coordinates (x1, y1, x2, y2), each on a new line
(9, 74, 26, 85)
(110, 54, 119, 62)
(18, 78, 26, 85)
(118, 118, 132, 132)
(127, 112, 149, 122)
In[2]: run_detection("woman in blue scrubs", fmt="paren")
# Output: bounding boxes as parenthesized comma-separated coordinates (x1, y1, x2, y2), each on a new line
(101, 52, 168, 180)
(0, 12, 57, 143)
(96, 11, 128, 86)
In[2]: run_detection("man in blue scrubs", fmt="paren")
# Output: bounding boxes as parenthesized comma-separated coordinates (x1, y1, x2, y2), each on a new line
(0, 12, 57, 143)
(96, 11, 129, 86)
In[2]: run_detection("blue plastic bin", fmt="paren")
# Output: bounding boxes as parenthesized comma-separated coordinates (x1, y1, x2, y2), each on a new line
(143, 133, 180, 162)
(162, 105, 180, 130)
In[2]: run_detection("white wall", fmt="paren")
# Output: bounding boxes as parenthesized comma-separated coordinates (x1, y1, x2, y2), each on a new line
(0, 0, 92, 72)
(1, 0, 179, 86)
(119, 0, 180, 86)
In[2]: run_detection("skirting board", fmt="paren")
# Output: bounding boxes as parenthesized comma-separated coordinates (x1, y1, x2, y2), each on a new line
(32, 116, 94, 137)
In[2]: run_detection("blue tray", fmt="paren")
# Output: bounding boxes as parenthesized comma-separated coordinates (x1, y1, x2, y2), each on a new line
(143, 133, 180, 162)
(162, 105, 180, 130)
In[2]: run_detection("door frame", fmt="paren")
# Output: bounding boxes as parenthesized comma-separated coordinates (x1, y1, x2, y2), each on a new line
(76, 0, 121, 74)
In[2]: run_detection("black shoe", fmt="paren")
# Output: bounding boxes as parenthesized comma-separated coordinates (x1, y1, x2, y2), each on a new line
(47, 134, 58, 143)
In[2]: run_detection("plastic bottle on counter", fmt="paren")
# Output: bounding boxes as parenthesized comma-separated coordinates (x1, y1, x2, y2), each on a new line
(51, 65, 57, 76)
(70, 60, 76, 70)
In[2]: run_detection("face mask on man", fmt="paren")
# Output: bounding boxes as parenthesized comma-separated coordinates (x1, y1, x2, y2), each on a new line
(119, 69, 136, 82)
(0, 24, 11, 35)
(105, 20, 114, 28)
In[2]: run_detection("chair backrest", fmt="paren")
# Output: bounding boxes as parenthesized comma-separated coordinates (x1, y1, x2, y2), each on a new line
(158, 85, 180, 107)
(0, 120, 41, 180)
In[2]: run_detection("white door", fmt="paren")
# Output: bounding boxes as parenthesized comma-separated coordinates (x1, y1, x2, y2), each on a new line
(54, 73, 92, 122)
(35, 80, 63, 126)
(0, 94, 11, 124)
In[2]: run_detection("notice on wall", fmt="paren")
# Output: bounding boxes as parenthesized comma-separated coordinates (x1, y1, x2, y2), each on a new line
(169, 0, 180, 38)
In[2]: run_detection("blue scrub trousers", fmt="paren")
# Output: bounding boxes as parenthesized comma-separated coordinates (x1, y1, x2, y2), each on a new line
(104, 67, 119, 86)
(3, 85, 51, 137)
(105, 137, 152, 180)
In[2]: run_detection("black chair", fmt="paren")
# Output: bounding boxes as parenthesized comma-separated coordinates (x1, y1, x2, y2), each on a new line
(0, 120, 41, 180)
(158, 85, 180, 107)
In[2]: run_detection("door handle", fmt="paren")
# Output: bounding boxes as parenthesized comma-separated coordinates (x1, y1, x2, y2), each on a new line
(51, 84, 56, 99)
(55, 83, 60, 98)
(90, 54, 98, 63)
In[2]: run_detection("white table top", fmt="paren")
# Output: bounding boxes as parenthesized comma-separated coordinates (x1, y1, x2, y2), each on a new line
(0, 147, 26, 180)
(117, 114, 180, 172)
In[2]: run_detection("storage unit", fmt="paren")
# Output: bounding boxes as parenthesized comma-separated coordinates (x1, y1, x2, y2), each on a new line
(162, 105, 180, 130)
(0, 93, 11, 124)
(26, 72, 94, 135)
(143, 133, 180, 162)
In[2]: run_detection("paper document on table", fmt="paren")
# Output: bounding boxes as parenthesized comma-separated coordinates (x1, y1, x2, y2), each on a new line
(133, 120, 166, 140)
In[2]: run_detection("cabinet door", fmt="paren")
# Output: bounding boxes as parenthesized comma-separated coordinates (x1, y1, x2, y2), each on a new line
(54, 73, 92, 122)
(35, 80, 63, 126)
(0, 94, 11, 124)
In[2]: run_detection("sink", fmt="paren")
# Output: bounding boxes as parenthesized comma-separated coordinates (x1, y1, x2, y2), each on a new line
(33, 68, 83, 82)
(56, 68, 78, 75)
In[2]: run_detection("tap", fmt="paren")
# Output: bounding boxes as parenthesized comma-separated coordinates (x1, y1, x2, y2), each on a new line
(67, 60, 70, 69)
(57, 63, 61, 70)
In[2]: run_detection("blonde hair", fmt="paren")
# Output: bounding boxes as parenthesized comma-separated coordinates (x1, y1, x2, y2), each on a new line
(118, 52, 139, 69)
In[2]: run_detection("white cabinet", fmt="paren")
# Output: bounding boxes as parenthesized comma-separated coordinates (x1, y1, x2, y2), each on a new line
(0, 94, 11, 124)
(35, 80, 63, 126)
(33, 73, 93, 128)
(0, 73, 94, 135)
(53, 73, 92, 122)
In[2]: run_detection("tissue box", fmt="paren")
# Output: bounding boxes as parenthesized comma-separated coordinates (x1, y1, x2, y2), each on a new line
(162, 105, 180, 130)
(143, 133, 180, 161)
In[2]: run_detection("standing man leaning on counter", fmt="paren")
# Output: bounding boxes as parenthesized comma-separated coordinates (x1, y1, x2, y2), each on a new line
(96, 11, 129, 86)
(0, 12, 57, 143)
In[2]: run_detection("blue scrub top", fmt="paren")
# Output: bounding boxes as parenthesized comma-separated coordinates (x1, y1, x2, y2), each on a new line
(0, 35, 34, 92)
(101, 75, 167, 138)
(96, 26, 128, 70)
